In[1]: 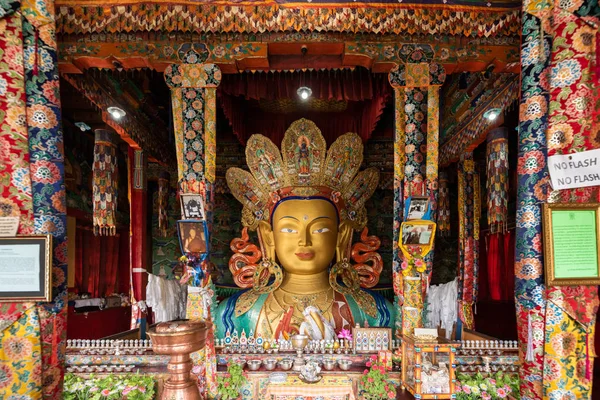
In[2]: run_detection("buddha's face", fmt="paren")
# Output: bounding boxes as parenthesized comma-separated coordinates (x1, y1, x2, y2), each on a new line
(267, 199, 340, 275)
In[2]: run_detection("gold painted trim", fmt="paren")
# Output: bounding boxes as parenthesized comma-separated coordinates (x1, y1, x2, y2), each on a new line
(542, 203, 600, 287)
(0, 235, 53, 303)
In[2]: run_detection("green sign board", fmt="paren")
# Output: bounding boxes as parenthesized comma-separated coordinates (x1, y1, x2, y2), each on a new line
(543, 204, 600, 286)
(551, 210, 598, 279)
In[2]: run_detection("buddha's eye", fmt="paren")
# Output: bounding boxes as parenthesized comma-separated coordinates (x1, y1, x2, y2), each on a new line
(280, 228, 298, 234)
(312, 227, 330, 234)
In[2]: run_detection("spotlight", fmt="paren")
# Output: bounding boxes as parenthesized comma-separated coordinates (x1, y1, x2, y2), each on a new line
(297, 86, 312, 101)
(107, 106, 126, 120)
(483, 108, 502, 121)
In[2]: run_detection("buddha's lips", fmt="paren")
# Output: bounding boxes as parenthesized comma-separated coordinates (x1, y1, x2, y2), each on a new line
(295, 252, 315, 260)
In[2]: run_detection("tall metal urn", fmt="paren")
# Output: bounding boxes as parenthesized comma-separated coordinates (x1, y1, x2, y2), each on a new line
(148, 320, 207, 400)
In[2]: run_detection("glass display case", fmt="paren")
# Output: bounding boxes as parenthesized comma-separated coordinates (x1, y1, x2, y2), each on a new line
(401, 335, 460, 399)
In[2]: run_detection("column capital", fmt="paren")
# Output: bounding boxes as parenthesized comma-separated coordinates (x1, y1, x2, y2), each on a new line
(165, 63, 222, 89)
(388, 61, 446, 88)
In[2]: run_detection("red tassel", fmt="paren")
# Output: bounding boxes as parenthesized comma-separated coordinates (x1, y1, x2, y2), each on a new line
(51, 315, 58, 365)
(595, 32, 600, 79)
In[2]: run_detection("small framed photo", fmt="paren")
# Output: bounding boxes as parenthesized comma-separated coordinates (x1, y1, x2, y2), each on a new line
(180, 194, 205, 220)
(402, 222, 435, 246)
(542, 203, 600, 286)
(177, 220, 209, 254)
(406, 196, 429, 221)
(0, 235, 53, 302)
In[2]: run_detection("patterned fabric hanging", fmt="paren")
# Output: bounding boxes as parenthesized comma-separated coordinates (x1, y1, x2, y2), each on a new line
(486, 128, 509, 234)
(438, 171, 450, 235)
(92, 129, 119, 236)
(457, 155, 476, 330)
(158, 171, 170, 238)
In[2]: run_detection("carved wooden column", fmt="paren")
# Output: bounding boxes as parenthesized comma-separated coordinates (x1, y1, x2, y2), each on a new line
(389, 46, 445, 331)
(164, 44, 221, 396)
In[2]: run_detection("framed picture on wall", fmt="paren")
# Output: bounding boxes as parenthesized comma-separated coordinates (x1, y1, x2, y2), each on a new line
(542, 203, 600, 286)
(177, 220, 209, 254)
(180, 194, 205, 220)
(405, 196, 430, 221)
(0, 235, 53, 302)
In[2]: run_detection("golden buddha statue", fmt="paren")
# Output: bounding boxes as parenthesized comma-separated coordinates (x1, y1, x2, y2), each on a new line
(214, 119, 394, 339)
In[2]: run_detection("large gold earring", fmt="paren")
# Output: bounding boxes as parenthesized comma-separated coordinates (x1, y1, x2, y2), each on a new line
(252, 258, 283, 294)
(329, 259, 360, 295)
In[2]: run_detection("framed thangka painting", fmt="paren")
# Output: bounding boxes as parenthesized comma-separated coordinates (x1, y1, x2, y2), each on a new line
(542, 203, 600, 286)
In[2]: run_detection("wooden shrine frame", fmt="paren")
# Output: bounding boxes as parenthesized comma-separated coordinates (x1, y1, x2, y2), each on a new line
(542, 203, 600, 286)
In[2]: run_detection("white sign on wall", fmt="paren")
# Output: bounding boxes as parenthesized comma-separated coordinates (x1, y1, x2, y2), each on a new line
(548, 149, 600, 190)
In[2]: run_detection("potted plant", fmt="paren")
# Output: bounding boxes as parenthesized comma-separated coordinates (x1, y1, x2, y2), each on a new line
(455, 372, 520, 400)
(358, 355, 397, 400)
(216, 360, 248, 400)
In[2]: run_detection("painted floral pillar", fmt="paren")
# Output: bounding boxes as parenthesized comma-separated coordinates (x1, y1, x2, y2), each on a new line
(164, 44, 221, 397)
(0, 0, 69, 398)
(517, 0, 600, 398)
(388, 45, 445, 332)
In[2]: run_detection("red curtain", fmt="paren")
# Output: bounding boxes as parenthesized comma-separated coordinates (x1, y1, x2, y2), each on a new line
(218, 69, 391, 145)
(220, 69, 389, 102)
(483, 230, 515, 301)
(75, 227, 120, 297)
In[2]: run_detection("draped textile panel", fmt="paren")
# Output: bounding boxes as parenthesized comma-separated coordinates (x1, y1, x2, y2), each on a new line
(219, 69, 391, 145)
(74, 229, 120, 298)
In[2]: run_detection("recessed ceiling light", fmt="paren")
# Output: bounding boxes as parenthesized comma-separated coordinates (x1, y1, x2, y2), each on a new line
(107, 106, 126, 120)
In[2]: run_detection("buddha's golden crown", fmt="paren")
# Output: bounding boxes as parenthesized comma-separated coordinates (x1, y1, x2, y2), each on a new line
(227, 119, 379, 230)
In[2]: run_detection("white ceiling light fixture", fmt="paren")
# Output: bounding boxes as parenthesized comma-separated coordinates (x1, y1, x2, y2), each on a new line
(297, 86, 312, 101)
(74, 122, 91, 131)
(107, 106, 126, 120)
(483, 108, 502, 122)
(297, 46, 312, 101)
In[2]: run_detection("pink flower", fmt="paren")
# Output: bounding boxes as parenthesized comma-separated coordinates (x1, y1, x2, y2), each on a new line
(101, 389, 110, 396)
(482, 392, 491, 400)
(224, 382, 230, 387)
(363, 369, 369, 375)
(463, 385, 471, 394)
(455, 385, 462, 393)
(388, 391, 395, 399)
(414, 259, 424, 268)
(368, 377, 374, 383)
(366, 361, 372, 367)
(138, 387, 146, 393)
(488, 379, 496, 386)
(401, 261, 409, 270)
(497, 388, 508, 398)
(122, 387, 134, 395)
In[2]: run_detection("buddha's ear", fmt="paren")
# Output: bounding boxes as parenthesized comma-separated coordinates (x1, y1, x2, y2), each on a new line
(336, 221, 353, 262)
(258, 220, 276, 261)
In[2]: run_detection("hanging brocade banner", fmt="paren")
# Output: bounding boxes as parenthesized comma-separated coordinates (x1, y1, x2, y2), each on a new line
(158, 171, 170, 238)
(438, 171, 450, 236)
(486, 128, 509, 234)
(92, 129, 119, 236)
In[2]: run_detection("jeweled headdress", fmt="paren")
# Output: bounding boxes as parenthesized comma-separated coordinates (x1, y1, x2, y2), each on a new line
(227, 119, 379, 230)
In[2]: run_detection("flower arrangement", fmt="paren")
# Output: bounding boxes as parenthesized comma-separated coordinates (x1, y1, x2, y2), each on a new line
(455, 372, 520, 400)
(337, 328, 353, 342)
(359, 355, 397, 400)
(216, 360, 248, 400)
(401, 246, 426, 276)
(63, 373, 155, 400)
